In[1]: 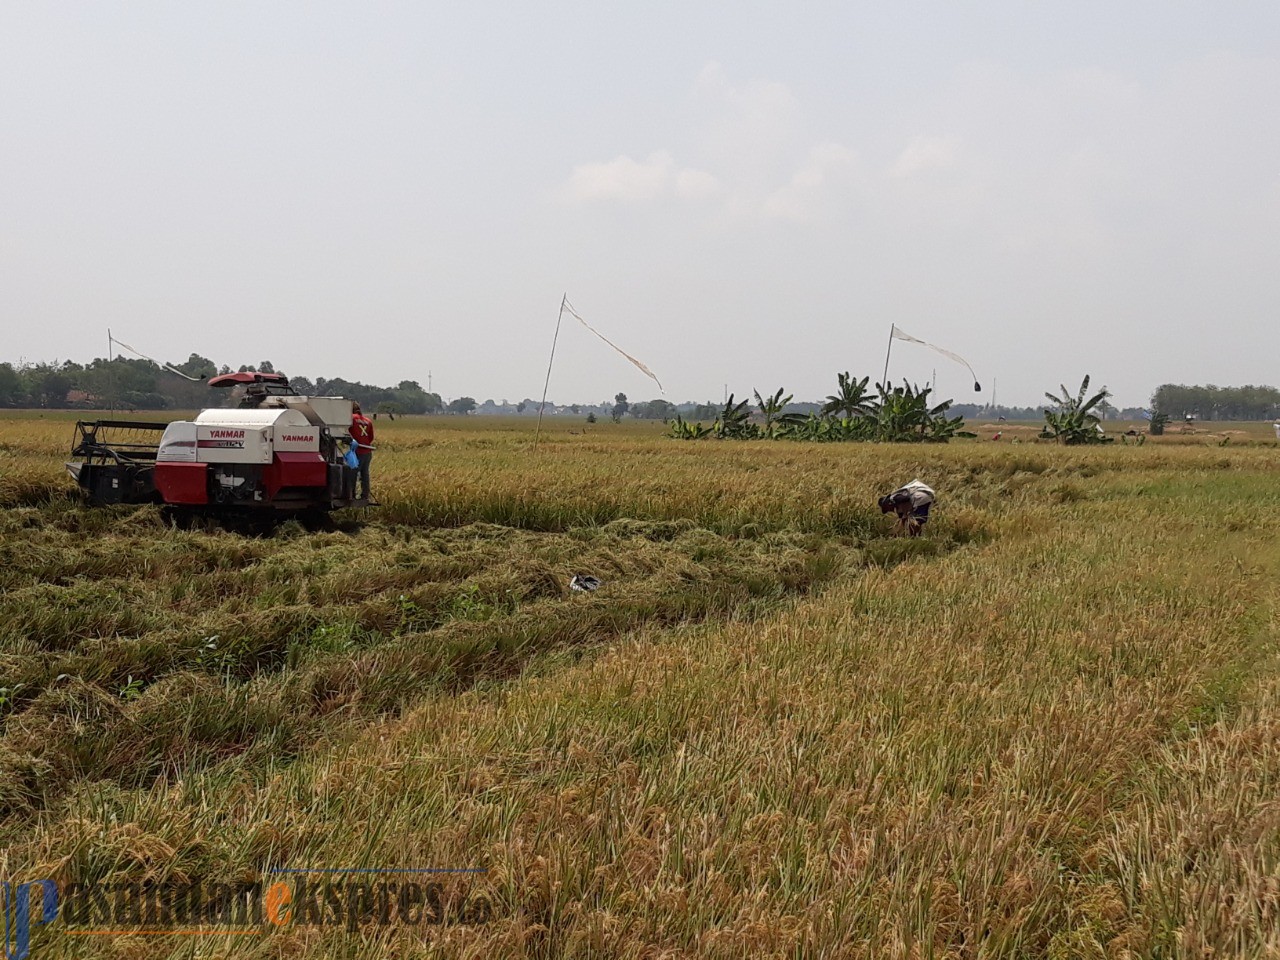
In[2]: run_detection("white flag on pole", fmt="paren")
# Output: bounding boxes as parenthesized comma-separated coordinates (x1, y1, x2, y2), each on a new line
(890, 325, 982, 392)
(109, 333, 205, 381)
(563, 299, 665, 394)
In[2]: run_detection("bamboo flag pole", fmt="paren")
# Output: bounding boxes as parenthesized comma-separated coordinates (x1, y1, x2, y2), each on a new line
(108, 328, 115, 415)
(881, 324, 895, 388)
(534, 294, 567, 449)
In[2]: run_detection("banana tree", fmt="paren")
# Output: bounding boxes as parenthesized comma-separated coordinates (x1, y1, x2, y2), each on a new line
(714, 394, 757, 439)
(873, 381, 933, 441)
(666, 375, 973, 444)
(668, 414, 713, 440)
(785, 413, 837, 442)
(1041, 376, 1114, 444)
(924, 407, 977, 442)
(822, 372, 874, 420)
(753, 388, 806, 438)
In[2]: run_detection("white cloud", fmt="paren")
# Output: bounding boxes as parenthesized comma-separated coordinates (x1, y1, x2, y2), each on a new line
(762, 143, 860, 221)
(890, 136, 959, 178)
(563, 151, 676, 203)
(562, 152, 722, 205)
(694, 60, 798, 137)
(692, 60, 801, 197)
(674, 167, 722, 200)
(563, 64, 861, 220)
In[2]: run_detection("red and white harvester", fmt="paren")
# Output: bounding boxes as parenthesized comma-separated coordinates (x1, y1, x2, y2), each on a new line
(68, 372, 370, 523)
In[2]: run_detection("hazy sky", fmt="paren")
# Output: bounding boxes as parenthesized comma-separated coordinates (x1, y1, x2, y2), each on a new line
(3, 2, 1277, 407)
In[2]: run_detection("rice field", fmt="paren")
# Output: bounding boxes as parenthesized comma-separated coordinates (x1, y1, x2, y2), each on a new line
(2, 413, 1279, 958)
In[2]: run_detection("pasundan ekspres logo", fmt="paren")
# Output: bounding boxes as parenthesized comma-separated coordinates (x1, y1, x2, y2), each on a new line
(3, 868, 491, 957)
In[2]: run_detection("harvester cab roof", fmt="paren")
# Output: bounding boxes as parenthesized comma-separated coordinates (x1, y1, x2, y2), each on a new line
(207, 371, 291, 388)
(208, 371, 297, 408)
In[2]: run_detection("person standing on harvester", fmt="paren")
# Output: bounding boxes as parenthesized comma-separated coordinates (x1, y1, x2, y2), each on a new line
(350, 402, 375, 500)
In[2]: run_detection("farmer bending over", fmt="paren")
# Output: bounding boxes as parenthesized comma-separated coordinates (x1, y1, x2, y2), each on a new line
(878, 479, 935, 537)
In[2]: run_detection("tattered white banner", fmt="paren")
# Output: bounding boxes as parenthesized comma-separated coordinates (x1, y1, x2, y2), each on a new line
(563, 299, 664, 394)
(890, 324, 981, 392)
(109, 332, 205, 381)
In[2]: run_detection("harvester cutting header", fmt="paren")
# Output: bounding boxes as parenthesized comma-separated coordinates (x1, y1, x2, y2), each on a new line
(68, 372, 373, 523)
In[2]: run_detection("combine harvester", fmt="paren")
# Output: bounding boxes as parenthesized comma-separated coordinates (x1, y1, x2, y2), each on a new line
(66, 372, 371, 528)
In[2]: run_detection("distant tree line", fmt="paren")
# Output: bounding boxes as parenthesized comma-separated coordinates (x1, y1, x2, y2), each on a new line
(8, 355, 1279, 424)
(0, 356, 443, 415)
(304, 377, 443, 416)
(0, 356, 212, 410)
(950, 403, 1148, 421)
(1150, 384, 1280, 421)
(950, 403, 1043, 421)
